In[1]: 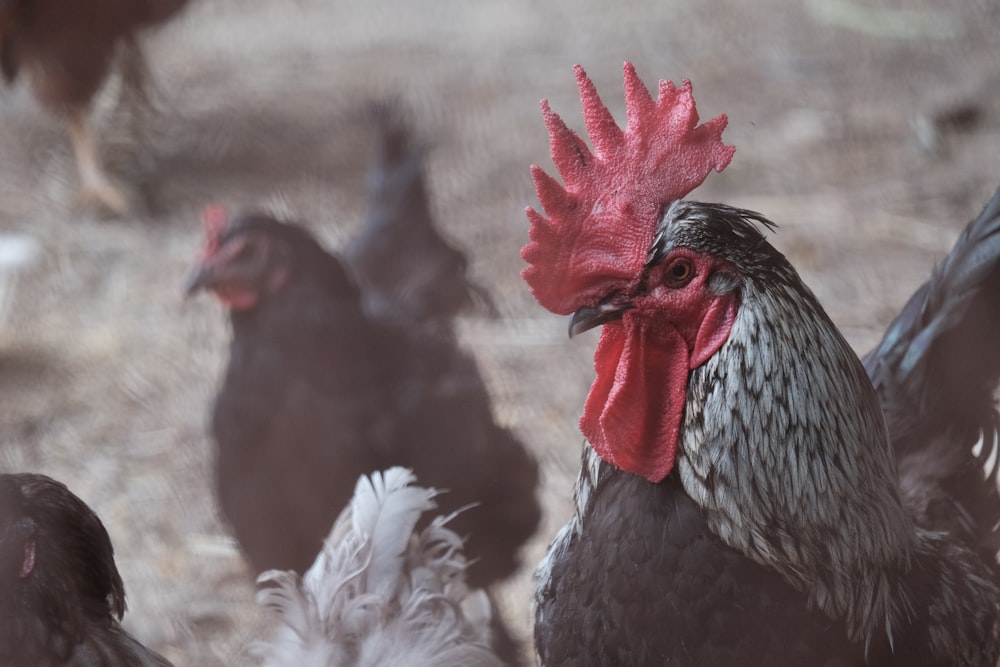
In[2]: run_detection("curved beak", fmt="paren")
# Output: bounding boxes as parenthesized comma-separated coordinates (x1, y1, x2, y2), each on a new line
(569, 296, 632, 338)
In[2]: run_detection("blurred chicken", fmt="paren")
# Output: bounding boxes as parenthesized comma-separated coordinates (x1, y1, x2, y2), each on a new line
(187, 204, 540, 588)
(0, 0, 190, 214)
(344, 106, 497, 333)
(0, 472, 171, 666)
(254, 467, 508, 667)
(185, 106, 539, 594)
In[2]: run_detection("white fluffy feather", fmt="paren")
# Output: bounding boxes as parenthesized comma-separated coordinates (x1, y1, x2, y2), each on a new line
(253, 468, 504, 667)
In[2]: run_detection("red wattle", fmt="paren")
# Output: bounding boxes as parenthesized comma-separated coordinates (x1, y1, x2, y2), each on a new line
(581, 313, 690, 482)
(692, 292, 739, 368)
(20, 539, 36, 578)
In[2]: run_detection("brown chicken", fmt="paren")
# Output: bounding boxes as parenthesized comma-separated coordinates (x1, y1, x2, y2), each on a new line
(0, 0, 189, 214)
(0, 472, 171, 666)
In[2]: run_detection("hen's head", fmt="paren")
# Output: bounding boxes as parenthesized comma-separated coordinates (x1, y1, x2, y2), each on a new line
(0, 473, 125, 621)
(185, 206, 354, 311)
(523, 64, 738, 482)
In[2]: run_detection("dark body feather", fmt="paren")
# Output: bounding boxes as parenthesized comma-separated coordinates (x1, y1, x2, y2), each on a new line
(0, 473, 170, 667)
(536, 456, 869, 667)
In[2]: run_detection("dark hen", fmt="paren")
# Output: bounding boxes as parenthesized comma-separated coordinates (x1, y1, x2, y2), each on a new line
(187, 209, 539, 589)
(0, 473, 171, 666)
(187, 208, 538, 664)
(526, 63, 1000, 666)
(0, 0, 189, 214)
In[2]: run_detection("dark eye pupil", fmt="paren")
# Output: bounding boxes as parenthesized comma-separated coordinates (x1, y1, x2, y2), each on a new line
(672, 263, 689, 277)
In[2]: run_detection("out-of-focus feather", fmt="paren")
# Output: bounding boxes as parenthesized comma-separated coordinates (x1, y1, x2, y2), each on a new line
(864, 186, 1000, 561)
(254, 468, 505, 667)
(344, 105, 497, 331)
(866, 187, 1000, 415)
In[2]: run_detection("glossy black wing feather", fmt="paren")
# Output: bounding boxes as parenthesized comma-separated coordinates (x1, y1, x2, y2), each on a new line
(863, 187, 1000, 558)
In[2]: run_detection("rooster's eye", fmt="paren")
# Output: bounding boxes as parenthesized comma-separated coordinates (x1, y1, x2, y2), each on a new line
(234, 241, 261, 263)
(665, 258, 694, 287)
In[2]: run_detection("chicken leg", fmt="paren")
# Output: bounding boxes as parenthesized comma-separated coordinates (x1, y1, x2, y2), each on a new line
(66, 108, 130, 217)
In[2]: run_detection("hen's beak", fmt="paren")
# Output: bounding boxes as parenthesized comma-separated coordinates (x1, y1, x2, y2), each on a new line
(183, 263, 213, 297)
(569, 297, 632, 338)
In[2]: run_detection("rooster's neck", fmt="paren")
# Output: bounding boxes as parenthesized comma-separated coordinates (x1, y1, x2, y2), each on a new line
(676, 270, 915, 641)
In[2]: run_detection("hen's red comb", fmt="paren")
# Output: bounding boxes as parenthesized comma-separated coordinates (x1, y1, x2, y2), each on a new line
(200, 203, 229, 256)
(522, 63, 735, 315)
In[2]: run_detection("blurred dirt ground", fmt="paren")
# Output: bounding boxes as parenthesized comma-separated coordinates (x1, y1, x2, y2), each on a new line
(1, 0, 999, 664)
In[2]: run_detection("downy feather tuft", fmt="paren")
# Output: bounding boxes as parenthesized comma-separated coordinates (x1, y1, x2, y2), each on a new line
(253, 468, 504, 667)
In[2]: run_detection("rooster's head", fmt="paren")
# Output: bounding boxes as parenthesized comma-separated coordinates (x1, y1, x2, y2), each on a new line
(522, 63, 736, 482)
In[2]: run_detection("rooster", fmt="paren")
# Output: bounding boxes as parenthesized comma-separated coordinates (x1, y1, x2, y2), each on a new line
(526, 63, 1000, 666)
(0, 0, 189, 214)
(254, 467, 509, 667)
(0, 472, 171, 666)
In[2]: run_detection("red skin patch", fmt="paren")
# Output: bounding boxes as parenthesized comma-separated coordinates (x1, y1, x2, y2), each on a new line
(20, 538, 35, 578)
(215, 288, 259, 311)
(581, 252, 739, 482)
(200, 204, 229, 257)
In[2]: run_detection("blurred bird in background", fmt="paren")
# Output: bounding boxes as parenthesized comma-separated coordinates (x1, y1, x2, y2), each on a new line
(0, 0, 190, 215)
(0, 472, 171, 666)
(186, 110, 539, 662)
(254, 467, 510, 667)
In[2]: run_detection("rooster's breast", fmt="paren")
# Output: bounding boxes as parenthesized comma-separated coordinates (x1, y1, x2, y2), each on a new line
(535, 464, 866, 667)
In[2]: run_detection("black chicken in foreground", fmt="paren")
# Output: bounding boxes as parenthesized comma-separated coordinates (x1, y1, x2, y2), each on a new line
(526, 63, 1000, 666)
(185, 117, 539, 663)
(254, 467, 508, 667)
(0, 473, 171, 666)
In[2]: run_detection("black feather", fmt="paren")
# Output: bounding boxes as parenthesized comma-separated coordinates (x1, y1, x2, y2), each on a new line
(344, 104, 498, 333)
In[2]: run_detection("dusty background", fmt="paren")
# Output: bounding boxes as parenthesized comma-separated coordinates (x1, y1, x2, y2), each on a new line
(1, 0, 999, 664)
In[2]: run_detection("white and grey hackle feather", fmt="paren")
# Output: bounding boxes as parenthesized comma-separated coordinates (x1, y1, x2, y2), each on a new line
(253, 467, 503, 667)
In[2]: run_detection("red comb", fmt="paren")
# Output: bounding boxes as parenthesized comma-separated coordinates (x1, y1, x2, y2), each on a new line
(522, 62, 735, 315)
(200, 203, 229, 256)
